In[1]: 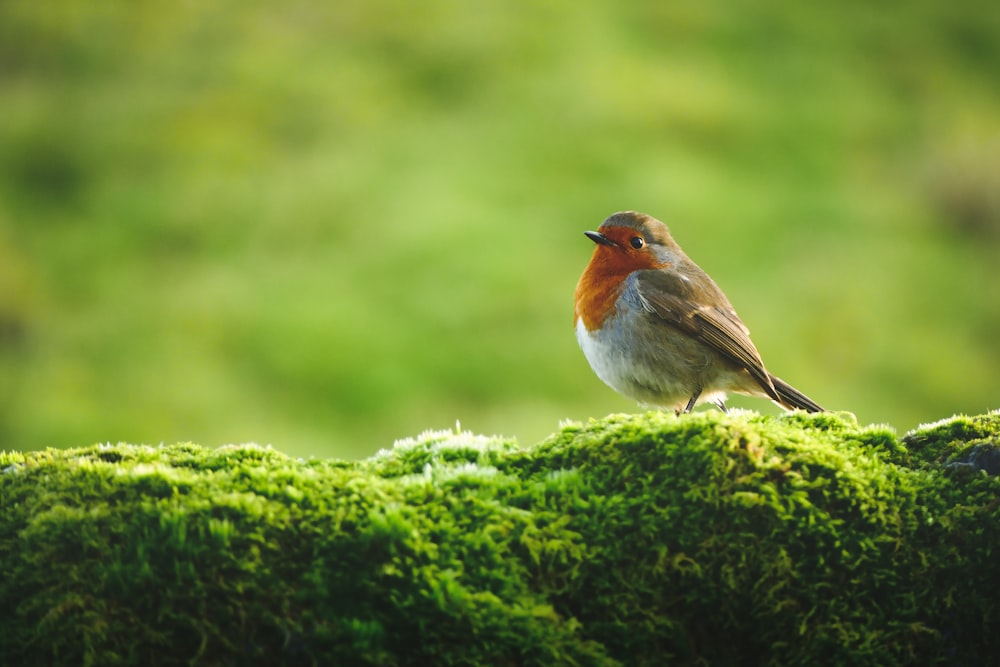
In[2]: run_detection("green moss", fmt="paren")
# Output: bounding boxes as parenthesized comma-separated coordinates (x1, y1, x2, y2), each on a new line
(902, 412, 1000, 469)
(3, 410, 1000, 666)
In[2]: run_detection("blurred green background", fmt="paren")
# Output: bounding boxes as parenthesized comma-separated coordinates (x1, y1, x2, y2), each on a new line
(1, 1, 998, 459)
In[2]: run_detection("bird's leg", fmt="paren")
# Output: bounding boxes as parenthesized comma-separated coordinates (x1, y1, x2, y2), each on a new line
(682, 389, 702, 414)
(713, 398, 729, 413)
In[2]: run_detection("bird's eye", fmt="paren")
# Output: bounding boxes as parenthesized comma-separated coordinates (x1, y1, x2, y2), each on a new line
(629, 236, 645, 249)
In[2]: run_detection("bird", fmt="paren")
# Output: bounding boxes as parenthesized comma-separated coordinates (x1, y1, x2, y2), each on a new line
(574, 210, 824, 414)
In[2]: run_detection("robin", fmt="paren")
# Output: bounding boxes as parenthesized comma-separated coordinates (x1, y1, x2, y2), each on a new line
(574, 210, 824, 414)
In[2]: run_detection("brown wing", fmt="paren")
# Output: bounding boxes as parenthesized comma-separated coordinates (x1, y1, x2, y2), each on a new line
(635, 268, 779, 400)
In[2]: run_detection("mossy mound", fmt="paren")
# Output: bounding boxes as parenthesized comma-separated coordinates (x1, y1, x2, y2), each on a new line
(2, 410, 999, 666)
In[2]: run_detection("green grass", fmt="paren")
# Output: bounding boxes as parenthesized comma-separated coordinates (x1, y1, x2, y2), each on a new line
(0, 0, 998, 458)
(3, 410, 1000, 665)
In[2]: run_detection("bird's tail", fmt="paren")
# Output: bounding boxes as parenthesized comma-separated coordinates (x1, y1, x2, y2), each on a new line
(768, 374, 824, 413)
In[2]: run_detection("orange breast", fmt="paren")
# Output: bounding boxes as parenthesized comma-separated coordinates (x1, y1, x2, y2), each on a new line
(574, 263, 626, 331)
(574, 248, 654, 330)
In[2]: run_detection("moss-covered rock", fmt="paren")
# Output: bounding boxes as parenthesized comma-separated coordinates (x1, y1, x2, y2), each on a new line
(2, 410, 999, 666)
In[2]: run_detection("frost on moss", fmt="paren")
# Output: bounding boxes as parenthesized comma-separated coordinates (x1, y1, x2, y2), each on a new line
(2, 410, 999, 666)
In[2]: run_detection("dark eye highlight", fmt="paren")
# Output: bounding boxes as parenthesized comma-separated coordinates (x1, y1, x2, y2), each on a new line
(629, 236, 645, 249)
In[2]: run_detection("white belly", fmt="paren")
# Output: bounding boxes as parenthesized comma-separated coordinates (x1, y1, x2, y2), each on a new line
(576, 317, 687, 408)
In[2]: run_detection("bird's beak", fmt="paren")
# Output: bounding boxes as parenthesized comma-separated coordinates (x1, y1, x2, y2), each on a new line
(584, 231, 619, 247)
